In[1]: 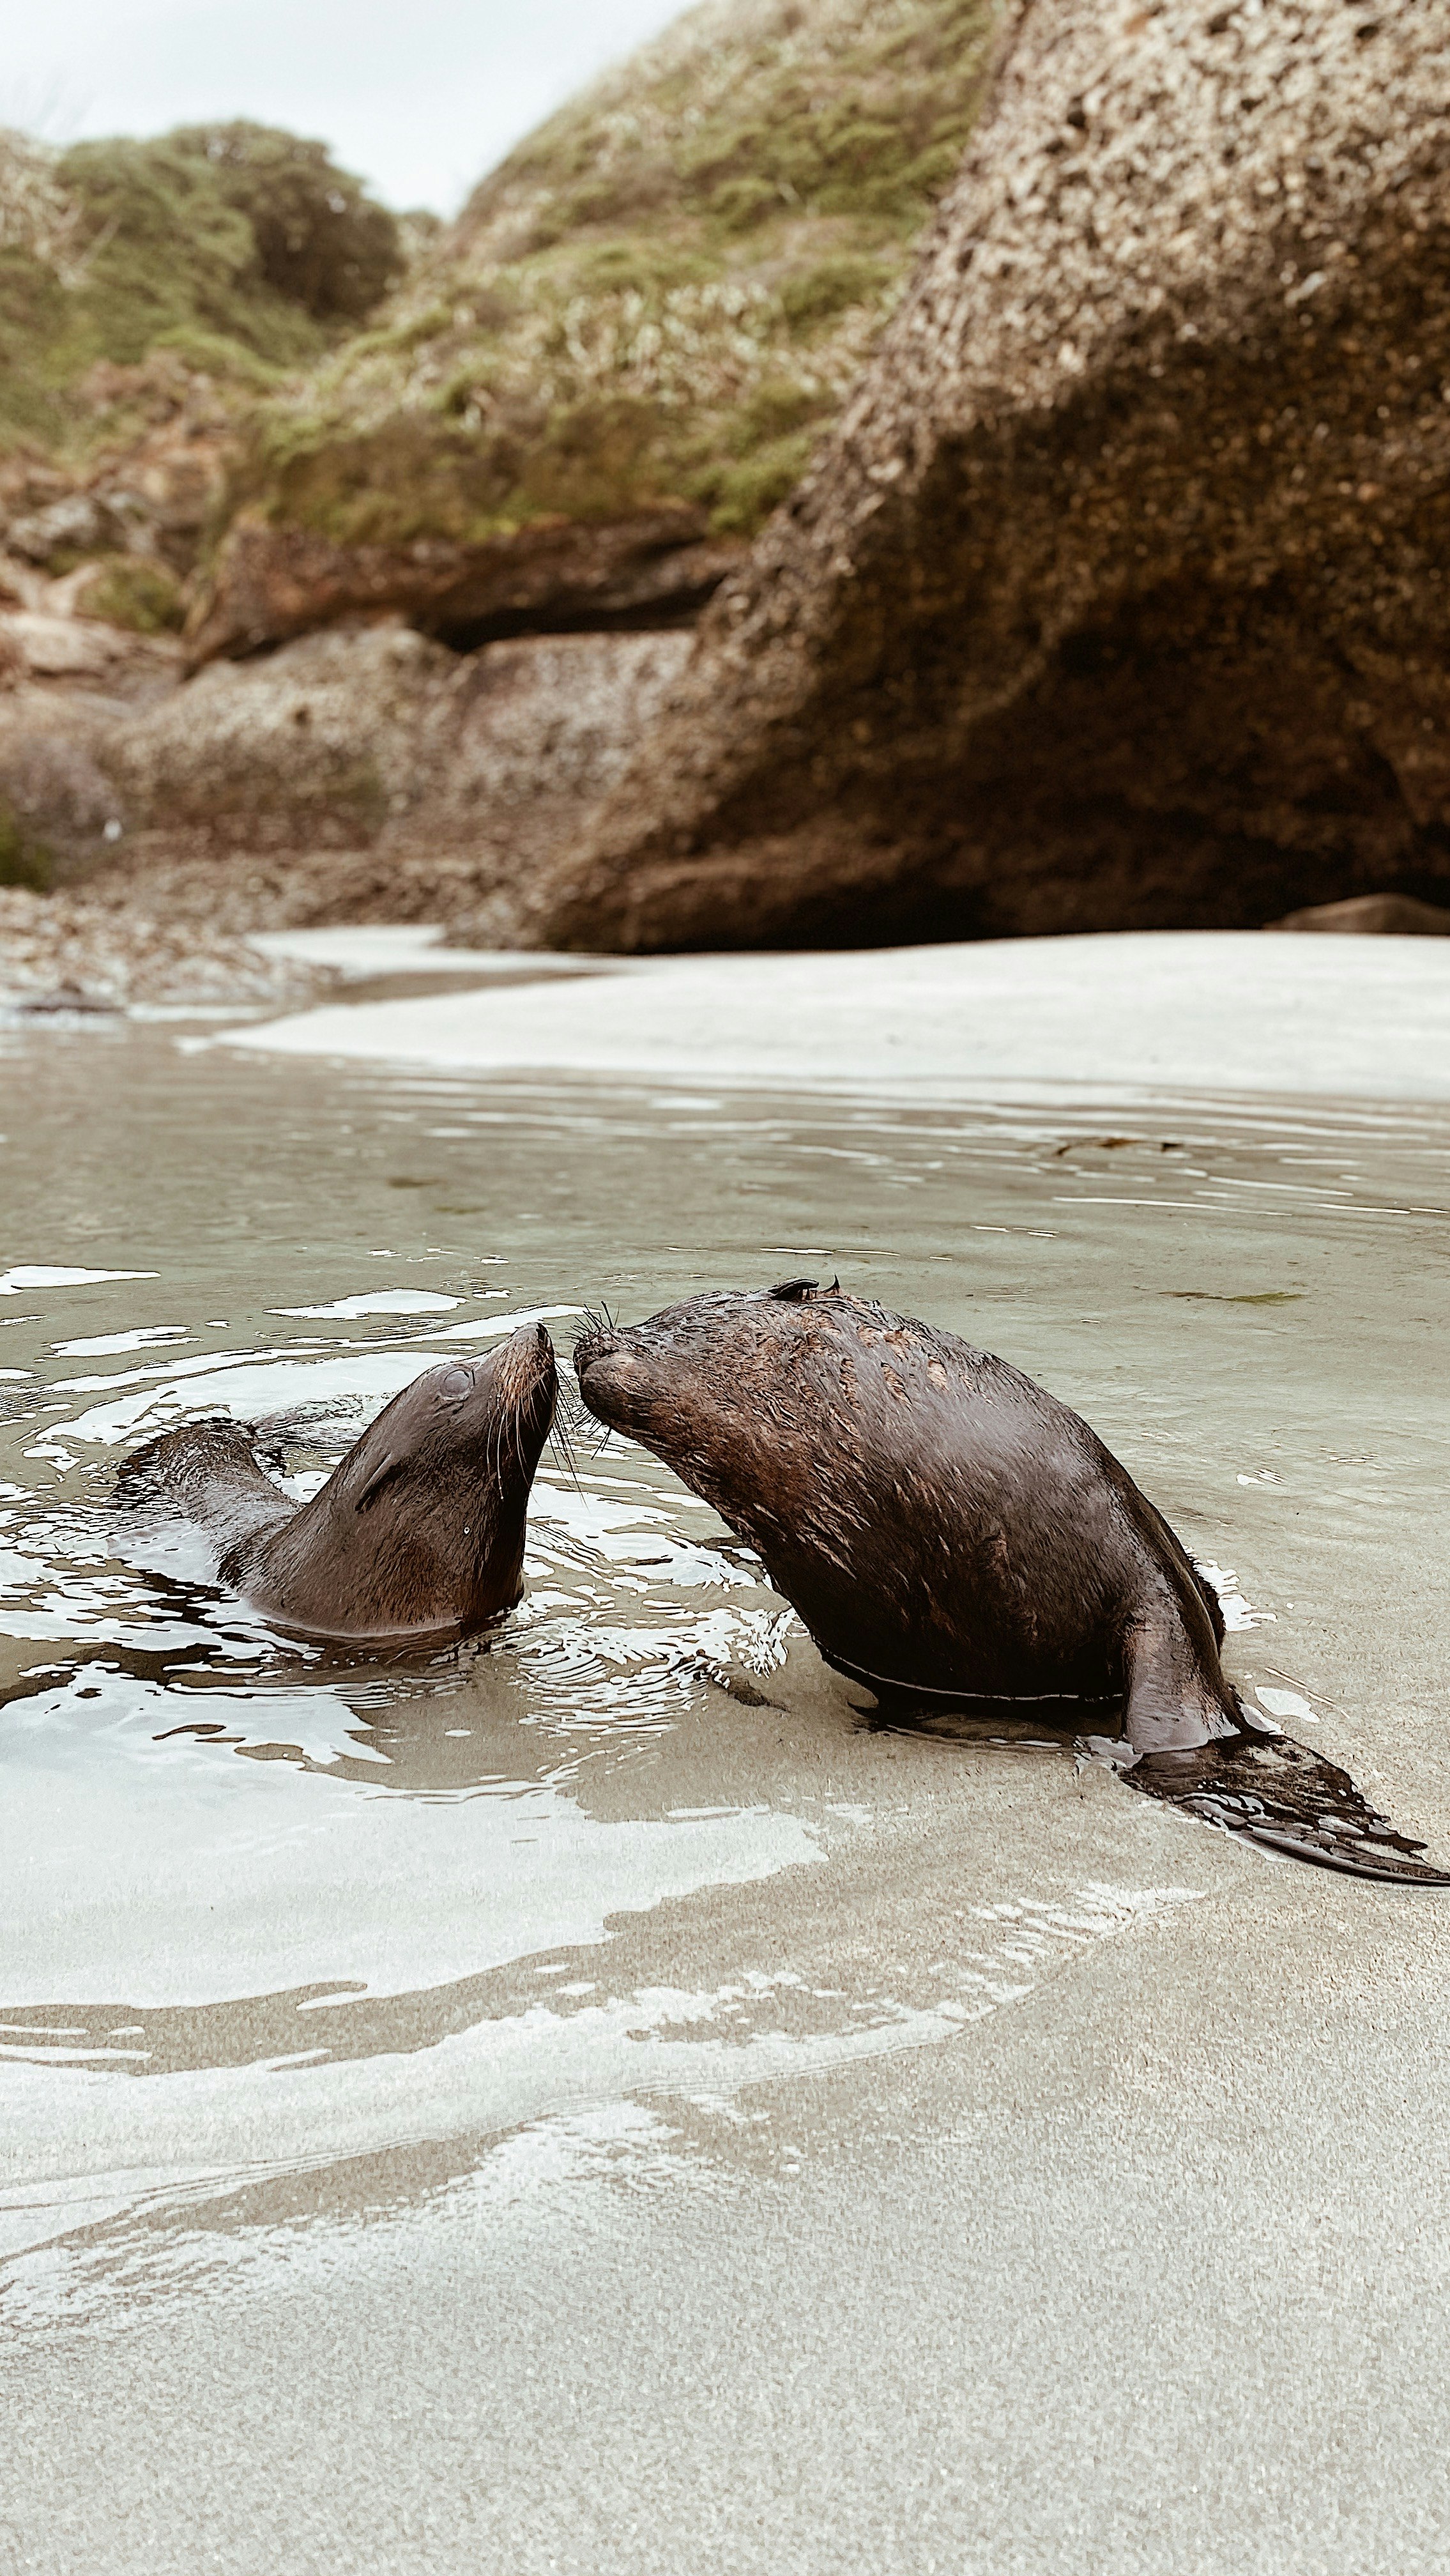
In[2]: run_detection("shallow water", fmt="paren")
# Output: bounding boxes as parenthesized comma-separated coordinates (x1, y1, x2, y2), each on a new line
(2, 1016, 1448, 2345)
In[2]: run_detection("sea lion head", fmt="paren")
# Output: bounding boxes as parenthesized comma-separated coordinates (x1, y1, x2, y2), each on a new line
(246, 1320, 558, 1641)
(574, 1280, 844, 1527)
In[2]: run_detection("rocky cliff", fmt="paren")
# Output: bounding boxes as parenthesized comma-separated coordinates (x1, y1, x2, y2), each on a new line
(0, 620, 692, 927)
(527, 0, 1450, 949)
(3, 0, 1004, 919)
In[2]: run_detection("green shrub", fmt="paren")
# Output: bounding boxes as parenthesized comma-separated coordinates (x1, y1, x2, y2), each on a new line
(571, 238, 710, 293)
(781, 256, 893, 334)
(82, 556, 185, 634)
(732, 378, 829, 449)
(166, 122, 402, 321)
(710, 176, 782, 232)
(0, 123, 401, 448)
(694, 429, 820, 533)
(149, 324, 287, 385)
(0, 796, 53, 891)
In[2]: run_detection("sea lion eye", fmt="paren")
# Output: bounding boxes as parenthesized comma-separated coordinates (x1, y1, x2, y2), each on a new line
(438, 1366, 473, 1402)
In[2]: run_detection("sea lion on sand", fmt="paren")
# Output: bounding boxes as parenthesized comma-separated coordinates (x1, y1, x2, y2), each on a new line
(117, 1323, 556, 1644)
(575, 1283, 1446, 1883)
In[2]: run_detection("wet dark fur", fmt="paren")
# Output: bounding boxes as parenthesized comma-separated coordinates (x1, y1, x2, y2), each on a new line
(575, 1283, 1446, 1883)
(116, 1324, 556, 1643)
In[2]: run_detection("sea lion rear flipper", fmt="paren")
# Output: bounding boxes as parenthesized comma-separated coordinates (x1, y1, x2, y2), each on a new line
(1116, 1733, 1450, 1886)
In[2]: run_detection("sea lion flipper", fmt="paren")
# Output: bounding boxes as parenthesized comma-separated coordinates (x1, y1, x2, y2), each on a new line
(1237, 1825, 1450, 1884)
(1120, 1613, 1240, 1756)
(1121, 1735, 1450, 1885)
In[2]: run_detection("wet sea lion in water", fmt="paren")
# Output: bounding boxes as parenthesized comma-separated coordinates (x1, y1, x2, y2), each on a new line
(575, 1283, 1447, 1883)
(116, 1323, 557, 1644)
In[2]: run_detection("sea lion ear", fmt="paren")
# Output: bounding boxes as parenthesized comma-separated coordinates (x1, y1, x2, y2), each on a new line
(768, 1277, 820, 1301)
(354, 1451, 405, 1511)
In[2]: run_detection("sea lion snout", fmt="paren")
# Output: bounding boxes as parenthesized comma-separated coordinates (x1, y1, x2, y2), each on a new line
(491, 1319, 557, 1418)
(571, 1316, 618, 1377)
(573, 1336, 639, 1432)
(573, 1309, 642, 1428)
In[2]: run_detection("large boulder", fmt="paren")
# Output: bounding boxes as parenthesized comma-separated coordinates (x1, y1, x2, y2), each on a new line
(4, 622, 692, 928)
(1269, 891, 1450, 936)
(526, 0, 1450, 951)
(107, 622, 692, 845)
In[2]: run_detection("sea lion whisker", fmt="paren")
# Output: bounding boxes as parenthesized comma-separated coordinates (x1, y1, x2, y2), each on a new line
(547, 1402, 584, 1493)
(485, 1400, 506, 1505)
(574, 1301, 620, 1356)
(553, 1380, 594, 1443)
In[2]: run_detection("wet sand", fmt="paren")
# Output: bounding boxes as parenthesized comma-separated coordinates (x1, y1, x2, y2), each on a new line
(232, 927, 1450, 1100)
(2, 936, 1449, 2574)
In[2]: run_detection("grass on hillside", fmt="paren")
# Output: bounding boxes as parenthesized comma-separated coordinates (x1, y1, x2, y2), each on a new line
(235, 0, 997, 548)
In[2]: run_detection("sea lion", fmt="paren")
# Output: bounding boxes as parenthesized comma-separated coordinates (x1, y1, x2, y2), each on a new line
(116, 1322, 557, 1644)
(574, 1282, 1447, 1883)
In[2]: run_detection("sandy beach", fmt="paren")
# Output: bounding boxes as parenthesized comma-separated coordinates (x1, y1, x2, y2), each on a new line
(4, 0, 1450, 2556)
(237, 926, 1450, 1101)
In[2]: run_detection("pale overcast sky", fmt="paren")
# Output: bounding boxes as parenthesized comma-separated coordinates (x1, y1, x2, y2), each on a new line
(1, 0, 692, 215)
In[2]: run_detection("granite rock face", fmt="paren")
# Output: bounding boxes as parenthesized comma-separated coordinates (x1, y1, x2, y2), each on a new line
(1, 623, 693, 928)
(528, 0, 1450, 951)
